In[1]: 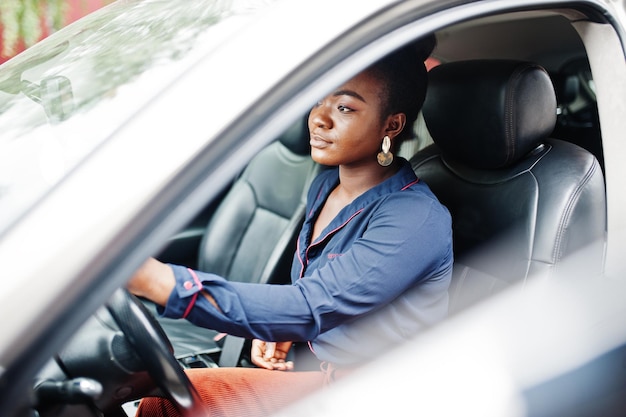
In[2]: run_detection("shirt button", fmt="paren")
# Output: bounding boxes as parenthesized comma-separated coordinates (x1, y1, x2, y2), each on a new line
(183, 281, 193, 290)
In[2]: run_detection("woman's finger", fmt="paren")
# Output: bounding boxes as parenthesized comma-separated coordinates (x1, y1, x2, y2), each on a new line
(264, 341, 276, 360)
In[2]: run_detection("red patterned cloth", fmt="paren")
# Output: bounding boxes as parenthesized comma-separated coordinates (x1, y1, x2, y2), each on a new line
(136, 366, 337, 417)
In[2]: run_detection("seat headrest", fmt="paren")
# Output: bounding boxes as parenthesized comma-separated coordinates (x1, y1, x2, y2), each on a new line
(422, 60, 557, 169)
(277, 115, 310, 156)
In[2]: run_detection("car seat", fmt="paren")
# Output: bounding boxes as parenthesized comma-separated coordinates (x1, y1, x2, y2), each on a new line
(156, 115, 320, 367)
(411, 60, 606, 314)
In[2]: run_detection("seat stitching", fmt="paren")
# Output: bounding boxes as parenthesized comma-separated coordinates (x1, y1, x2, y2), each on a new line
(552, 160, 598, 264)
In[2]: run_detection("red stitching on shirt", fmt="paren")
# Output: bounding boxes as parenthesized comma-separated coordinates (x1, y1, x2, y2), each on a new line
(310, 209, 363, 245)
(303, 209, 363, 275)
(297, 238, 306, 279)
(401, 178, 420, 190)
(182, 268, 202, 319)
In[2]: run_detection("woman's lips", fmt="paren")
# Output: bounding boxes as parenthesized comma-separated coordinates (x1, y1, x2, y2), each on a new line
(310, 134, 331, 149)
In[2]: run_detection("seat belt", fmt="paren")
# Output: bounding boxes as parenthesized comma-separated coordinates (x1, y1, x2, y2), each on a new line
(217, 335, 247, 367)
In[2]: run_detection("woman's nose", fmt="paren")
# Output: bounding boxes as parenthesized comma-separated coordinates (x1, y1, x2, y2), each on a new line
(309, 101, 331, 129)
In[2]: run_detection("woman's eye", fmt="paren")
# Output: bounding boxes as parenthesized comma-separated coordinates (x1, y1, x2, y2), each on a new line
(338, 105, 353, 113)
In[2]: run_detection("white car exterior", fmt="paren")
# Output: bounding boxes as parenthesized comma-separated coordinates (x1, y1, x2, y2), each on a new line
(0, 0, 625, 416)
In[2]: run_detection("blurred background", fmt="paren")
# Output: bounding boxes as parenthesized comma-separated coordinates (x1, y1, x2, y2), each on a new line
(0, 0, 114, 64)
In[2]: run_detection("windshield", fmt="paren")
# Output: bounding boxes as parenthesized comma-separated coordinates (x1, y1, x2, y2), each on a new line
(0, 0, 275, 235)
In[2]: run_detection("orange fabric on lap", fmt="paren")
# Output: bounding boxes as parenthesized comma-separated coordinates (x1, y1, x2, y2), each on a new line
(136, 367, 327, 417)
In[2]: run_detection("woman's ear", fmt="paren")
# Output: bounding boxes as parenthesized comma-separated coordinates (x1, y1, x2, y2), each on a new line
(385, 113, 406, 140)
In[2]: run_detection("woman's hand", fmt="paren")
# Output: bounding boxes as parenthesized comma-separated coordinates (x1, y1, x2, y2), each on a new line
(251, 339, 294, 371)
(127, 257, 176, 306)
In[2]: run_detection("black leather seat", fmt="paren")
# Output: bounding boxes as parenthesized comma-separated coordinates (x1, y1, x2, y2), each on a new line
(157, 115, 319, 367)
(197, 116, 317, 286)
(411, 60, 606, 314)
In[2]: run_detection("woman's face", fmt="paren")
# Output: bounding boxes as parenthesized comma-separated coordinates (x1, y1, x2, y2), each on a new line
(308, 70, 399, 168)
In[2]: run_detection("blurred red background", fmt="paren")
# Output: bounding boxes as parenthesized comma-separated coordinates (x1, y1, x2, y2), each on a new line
(0, 0, 111, 64)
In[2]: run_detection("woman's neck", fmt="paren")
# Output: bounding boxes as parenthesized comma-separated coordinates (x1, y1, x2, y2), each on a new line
(310, 160, 401, 242)
(337, 159, 400, 201)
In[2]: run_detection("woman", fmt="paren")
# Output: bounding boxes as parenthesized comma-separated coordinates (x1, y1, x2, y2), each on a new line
(129, 37, 453, 416)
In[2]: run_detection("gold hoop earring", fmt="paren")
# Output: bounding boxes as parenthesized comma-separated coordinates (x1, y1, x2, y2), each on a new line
(377, 135, 393, 167)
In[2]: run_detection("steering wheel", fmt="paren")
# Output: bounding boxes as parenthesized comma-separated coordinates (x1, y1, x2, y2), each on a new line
(106, 289, 207, 416)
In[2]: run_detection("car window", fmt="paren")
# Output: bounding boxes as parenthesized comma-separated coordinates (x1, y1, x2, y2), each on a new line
(0, 0, 275, 236)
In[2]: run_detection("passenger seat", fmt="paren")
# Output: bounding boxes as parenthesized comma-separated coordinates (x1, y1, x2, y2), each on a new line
(412, 60, 606, 314)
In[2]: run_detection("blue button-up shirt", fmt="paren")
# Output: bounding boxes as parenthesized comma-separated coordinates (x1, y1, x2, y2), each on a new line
(162, 159, 453, 365)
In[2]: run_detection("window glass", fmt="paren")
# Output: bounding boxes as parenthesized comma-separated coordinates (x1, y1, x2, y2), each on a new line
(0, 0, 275, 234)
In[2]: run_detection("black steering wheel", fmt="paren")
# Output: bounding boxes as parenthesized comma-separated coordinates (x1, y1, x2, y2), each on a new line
(106, 289, 207, 416)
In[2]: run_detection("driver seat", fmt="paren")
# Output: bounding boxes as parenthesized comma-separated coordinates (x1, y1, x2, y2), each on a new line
(411, 60, 606, 314)
(157, 116, 319, 367)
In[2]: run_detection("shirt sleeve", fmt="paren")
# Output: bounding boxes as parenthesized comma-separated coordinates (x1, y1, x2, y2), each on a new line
(159, 190, 452, 343)
(160, 264, 320, 342)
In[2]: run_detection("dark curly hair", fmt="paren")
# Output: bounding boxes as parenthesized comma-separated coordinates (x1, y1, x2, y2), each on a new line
(366, 35, 436, 142)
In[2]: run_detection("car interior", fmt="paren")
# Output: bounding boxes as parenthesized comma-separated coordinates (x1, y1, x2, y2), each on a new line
(146, 10, 607, 374)
(152, 115, 320, 369)
(32, 6, 621, 417)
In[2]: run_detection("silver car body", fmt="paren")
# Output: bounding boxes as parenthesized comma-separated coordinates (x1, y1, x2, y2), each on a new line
(0, 0, 625, 415)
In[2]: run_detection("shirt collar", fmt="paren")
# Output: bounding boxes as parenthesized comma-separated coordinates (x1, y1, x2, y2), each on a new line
(306, 158, 418, 241)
